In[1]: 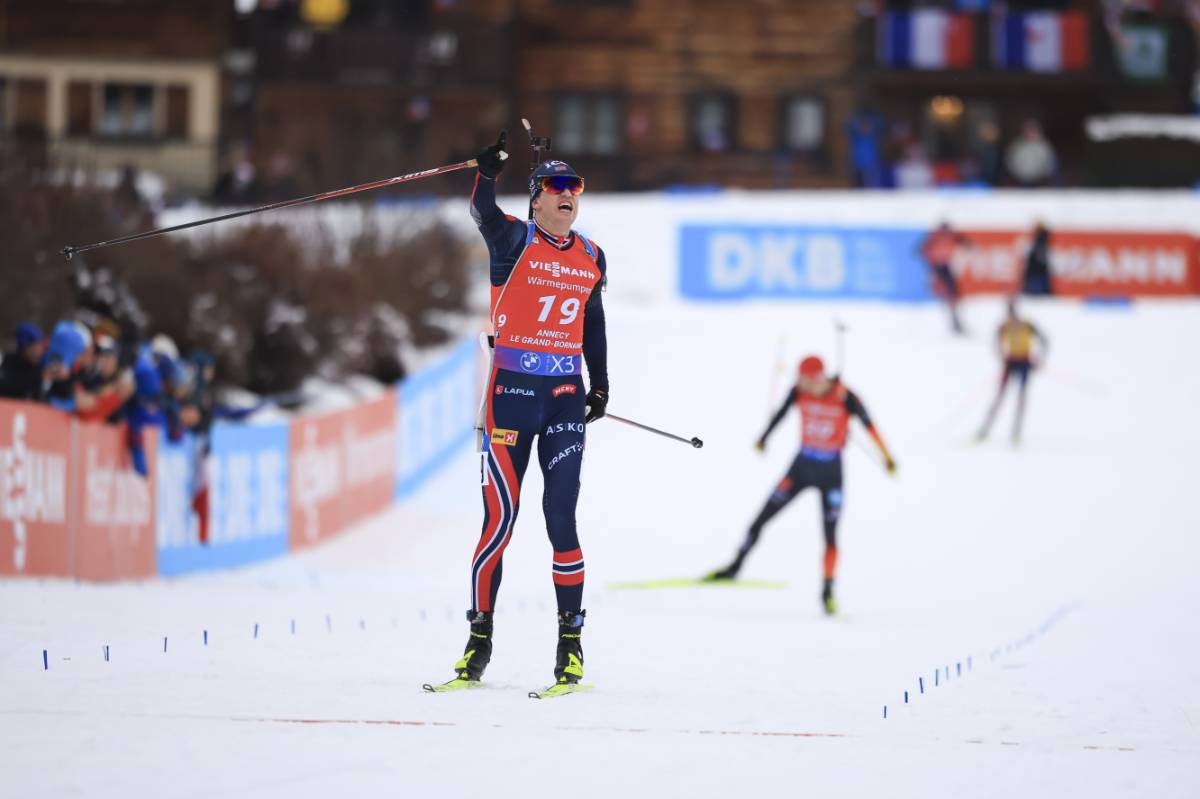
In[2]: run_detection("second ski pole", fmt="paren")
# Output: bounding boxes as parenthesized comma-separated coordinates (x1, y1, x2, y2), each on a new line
(605, 413, 703, 449)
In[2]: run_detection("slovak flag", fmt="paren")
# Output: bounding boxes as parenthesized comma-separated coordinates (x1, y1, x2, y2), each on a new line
(878, 11, 975, 70)
(993, 11, 1090, 73)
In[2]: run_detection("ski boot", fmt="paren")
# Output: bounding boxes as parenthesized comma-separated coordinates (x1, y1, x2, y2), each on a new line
(821, 579, 838, 616)
(553, 610, 586, 685)
(454, 610, 494, 681)
(704, 558, 742, 582)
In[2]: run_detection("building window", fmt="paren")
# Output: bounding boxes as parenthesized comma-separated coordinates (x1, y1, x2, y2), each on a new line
(14, 78, 48, 136)
(781, 96, 826, 152)
(555, 94, 622, 155)
(689, 93, 735, 152)
(99, 83, 154, 139)
(67, 82, 93, 136)
(166, 85, 191, 139)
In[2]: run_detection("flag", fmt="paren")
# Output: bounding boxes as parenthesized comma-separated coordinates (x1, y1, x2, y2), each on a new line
(879, 10, 975, 70)
(993, 11, 1091, 73)
(1116, 22, 1168, 81)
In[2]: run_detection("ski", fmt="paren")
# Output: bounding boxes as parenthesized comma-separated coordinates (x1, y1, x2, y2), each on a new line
(422, 678, 484, 693)
(528, 683, 595, 699)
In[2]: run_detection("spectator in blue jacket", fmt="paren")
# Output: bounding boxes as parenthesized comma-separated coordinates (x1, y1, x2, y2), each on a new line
(0, 322, 46, 400)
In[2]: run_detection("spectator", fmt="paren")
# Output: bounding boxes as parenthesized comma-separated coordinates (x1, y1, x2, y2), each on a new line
(182, 349, 264, 544)
(1006, 119, 1058, 187)
(1022, 221, 1055, 296)
(119, 353, 173, 477)
(972, 120, 1002, 186)
(845, 107, 885, 188)
(76, 334, 134, 423)
(0, 322, 46, 400)
(894, 144, 935, 189)
(40, 321, 92, 411)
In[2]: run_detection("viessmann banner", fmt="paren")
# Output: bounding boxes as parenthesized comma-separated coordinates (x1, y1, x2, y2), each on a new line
(679, 224, 1200, 300)
(954, 230, 1200, 297)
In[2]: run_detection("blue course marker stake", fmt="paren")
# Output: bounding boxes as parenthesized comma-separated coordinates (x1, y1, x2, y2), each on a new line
(254, 623, 259, 640)
(956, 662, 961, 677)
(43, 649, 48, 671)
(919, 677, 924, 694)
(203, 630, 208, 646)
(968, 656, 973, 671)
(104, 645, 109, 663)
(883, 705, 888, 719)
(291, 619, 296, 635)
(904, 690, 909, 704)
(326, 615, 332, 633)
(359, 619, 365, 631)
(419, 609, 427, 623)
(935, 670, 939, 687)
(163, 637, 168, 653)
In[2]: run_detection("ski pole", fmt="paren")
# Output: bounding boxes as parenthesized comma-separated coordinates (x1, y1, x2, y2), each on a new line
(61, 155, 500, 260)
(833, 318, 848, 377)
(606, 413, 703, 449)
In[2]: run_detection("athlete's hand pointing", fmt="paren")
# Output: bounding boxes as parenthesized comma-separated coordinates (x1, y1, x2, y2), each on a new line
(475, 131, 508, 179)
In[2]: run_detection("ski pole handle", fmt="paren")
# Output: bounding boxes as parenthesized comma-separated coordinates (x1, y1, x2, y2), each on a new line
(606, 413, 703, 449)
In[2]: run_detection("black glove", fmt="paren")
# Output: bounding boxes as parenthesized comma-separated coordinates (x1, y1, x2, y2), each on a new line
(475, 130, 508, 179)
(585, 387, 608, 423)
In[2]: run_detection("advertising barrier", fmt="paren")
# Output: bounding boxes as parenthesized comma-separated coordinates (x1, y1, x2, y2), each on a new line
(156, 423, 290, 576)
(680, 224, 1200, 301)
(396, 336, 479, 498)
(0, 333, 493, 581)
(955, 230, 1200, 297)
(75, 421, 156, 580)
(0, 401, 71, 576)
(290, 392, 397, 550)
(680, 224, 931, 301)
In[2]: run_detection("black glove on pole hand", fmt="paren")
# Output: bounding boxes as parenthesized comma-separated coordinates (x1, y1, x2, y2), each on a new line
(585, 388, 608, 423)
(476, 131, 508, 179)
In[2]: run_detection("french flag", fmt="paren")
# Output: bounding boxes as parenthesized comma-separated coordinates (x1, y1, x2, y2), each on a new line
(993, 11, 1090, 73)
(879, 11, 975, 70)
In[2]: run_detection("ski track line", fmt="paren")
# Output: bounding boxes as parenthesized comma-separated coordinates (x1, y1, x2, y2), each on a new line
(1, 707, 1163, 751)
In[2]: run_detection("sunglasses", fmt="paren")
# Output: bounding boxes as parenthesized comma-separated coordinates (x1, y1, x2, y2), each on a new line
(538, 175, 585, 196)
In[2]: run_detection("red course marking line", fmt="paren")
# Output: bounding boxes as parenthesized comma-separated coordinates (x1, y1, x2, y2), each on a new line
(238, 717, 848, 738)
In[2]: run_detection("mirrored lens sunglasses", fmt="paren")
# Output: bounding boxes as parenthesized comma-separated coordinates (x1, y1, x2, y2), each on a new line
(538, 176, 585, 196)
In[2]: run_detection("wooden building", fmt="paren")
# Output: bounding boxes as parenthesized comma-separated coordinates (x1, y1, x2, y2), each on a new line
(0, 0, 229, 193)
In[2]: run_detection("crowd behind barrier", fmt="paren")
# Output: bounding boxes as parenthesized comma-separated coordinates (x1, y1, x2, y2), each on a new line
(0, 335, 479, 580)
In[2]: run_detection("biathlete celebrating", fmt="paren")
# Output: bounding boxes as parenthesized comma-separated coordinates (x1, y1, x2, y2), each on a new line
(708, 355, 895, 615)
(436, 132, 609, 691)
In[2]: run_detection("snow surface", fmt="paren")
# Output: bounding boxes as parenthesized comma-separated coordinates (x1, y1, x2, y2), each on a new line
(3, 295, 1199, 798)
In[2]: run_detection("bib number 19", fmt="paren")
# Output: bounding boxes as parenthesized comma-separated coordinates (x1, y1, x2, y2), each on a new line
(536, 295, 580, 325)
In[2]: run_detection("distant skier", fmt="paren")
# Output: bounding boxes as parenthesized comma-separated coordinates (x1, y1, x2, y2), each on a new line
(1021, 221, 1054, 296)
(976, 297, 1048, 444)
(920, 221, 971, 335)
(432, 132, 609, 692)
(707, 355, 896, 615)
